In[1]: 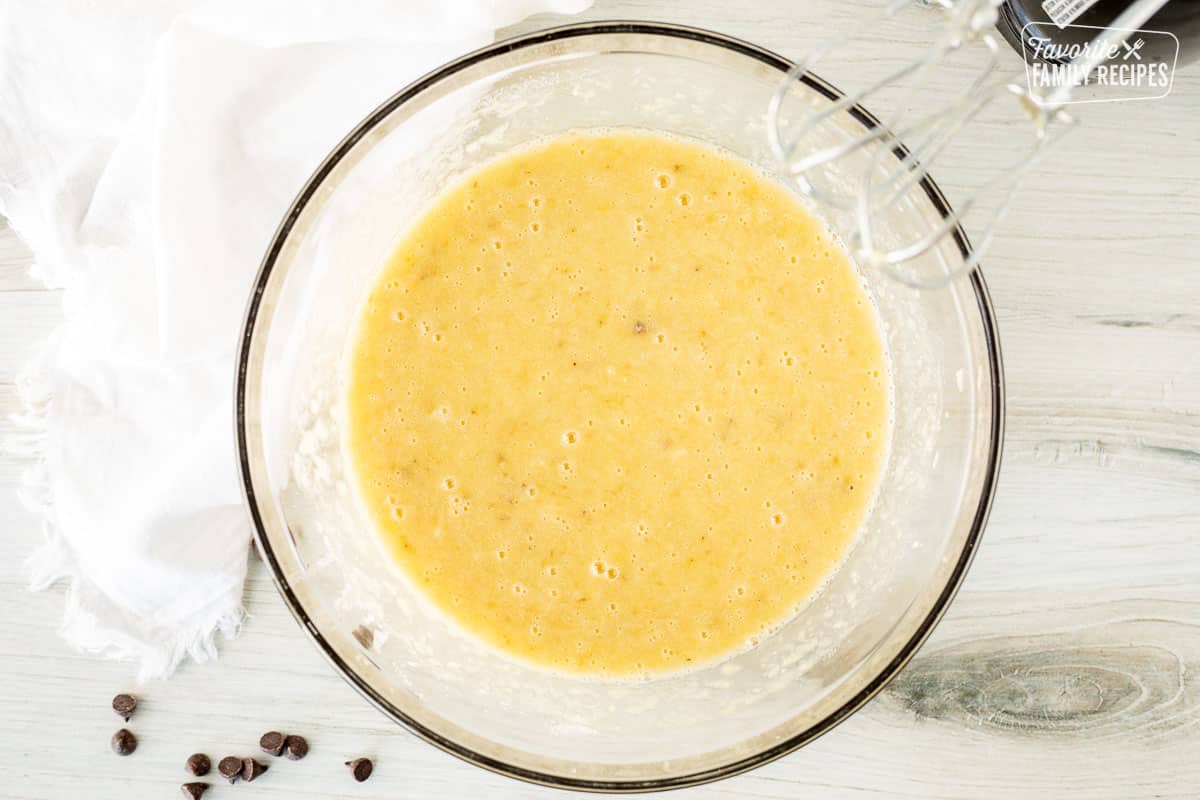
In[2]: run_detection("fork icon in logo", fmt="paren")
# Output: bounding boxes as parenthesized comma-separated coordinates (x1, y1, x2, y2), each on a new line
(1122, 38, 1146, 60)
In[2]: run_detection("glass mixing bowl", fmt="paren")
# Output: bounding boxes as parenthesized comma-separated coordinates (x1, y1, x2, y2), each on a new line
(235, 21, 1003, 792)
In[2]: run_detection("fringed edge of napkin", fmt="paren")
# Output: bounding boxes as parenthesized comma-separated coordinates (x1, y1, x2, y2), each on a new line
(6, 334, 246, 681)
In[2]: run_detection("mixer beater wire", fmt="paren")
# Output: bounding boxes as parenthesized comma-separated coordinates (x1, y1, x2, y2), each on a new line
(768, 0, 1170, 288)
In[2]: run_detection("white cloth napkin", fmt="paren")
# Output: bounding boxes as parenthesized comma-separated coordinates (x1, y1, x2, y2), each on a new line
(1, 0, 590, 679)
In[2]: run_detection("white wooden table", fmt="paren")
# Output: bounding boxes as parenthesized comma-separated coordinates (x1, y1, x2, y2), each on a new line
(2, 2, 1198, 797)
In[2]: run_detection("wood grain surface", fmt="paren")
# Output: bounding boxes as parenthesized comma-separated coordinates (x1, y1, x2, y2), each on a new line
(1, 1, 1197, 797)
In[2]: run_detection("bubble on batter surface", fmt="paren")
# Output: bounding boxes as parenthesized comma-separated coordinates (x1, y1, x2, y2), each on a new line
(591, 560, 620, 580)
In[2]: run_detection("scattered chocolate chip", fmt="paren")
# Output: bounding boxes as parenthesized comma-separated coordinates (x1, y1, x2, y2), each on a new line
(217, 756, 243, 783)
(259, 731, 285, 757)
(185, 753, 211, 776)
(346, 757, 373, 782)
(112, 693, 138, 721)
(633, 320, 646, 334)
(283, 734, 308, 761)
(111, 728, 137, 756)
(241, 758, 268, 783)
(180, 782, 209, 799)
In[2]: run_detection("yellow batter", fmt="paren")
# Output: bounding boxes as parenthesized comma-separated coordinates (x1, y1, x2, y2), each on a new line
(346, 130, 889, 676)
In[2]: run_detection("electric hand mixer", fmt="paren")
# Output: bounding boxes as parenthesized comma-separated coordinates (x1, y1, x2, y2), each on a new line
(767, 0, 1171, 288)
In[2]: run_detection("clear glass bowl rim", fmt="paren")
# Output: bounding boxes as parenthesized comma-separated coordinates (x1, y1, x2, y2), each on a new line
(234, 19, 1005, 793)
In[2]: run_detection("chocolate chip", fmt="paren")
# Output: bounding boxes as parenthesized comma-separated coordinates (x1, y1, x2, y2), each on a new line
(185, 753, 211, 776)
(259, 731, 285, 757)
(111, 728, 137, 756)
(180, 782, 209, 799)
(282, 734, 308, 760)
(112, 693, 138, 721)
(217, 756, 242, 783)
(346, 757, 373, 782)
(241, 758, 268, 783)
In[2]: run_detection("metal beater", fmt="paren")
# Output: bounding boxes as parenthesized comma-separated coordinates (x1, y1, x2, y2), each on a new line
(767, 0, 1171, 288)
